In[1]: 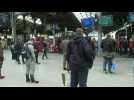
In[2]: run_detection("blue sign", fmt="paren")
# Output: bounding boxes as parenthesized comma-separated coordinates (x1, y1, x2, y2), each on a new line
(81, 18, 95, 28)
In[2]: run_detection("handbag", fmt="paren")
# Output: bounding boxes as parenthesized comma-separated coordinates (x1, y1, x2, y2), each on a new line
(61, 70, 70, 87)
(111, 63, 118, 72)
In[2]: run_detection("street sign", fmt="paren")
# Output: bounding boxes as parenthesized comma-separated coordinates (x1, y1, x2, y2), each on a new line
(81, 18, 95, 28)
(128, 12, 134, 22)
(99, 15, 113, 26)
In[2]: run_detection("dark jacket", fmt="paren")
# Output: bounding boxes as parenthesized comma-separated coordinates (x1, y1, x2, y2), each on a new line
(67, 37, 95, 71)
(101, 38, 115, 58)
(14, 42, 23, 54)
(0, 42, 4, 64)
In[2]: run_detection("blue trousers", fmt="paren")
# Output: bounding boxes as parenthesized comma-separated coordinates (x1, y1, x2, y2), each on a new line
(70, 68, 89, 87)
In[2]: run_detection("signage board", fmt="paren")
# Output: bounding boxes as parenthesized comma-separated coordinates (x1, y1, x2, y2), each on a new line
(81, 18, 95, 28)
(99, 15, 113, 26)
(128, 12, 134, 22)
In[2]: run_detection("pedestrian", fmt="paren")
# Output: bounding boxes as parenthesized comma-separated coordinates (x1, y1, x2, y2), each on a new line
(119, 37, 124, 56)
(34, 39, 40, 64)
(91, 38, 97, 55)
(25, 40, 39, 83)
(66, 28, 95, 87)
(61, 36, 70, 70)
(0, 38, 5, 79)
(21, 43, 26, 64)
(128, 37, 134, 57)
(14, 39, 23, 64)
(123, 37, 128, 55)
(10, 41, 15, 60)
(42, 40, 48, 60)
(101, 34, 115, 74)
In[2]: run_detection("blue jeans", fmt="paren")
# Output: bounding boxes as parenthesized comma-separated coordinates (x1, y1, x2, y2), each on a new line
(70, 68, 89, 87)
(103, 57, 113, 73)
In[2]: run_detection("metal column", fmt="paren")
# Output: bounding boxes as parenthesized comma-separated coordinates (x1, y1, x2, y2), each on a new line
(96, 12, 102, 56)
(10, 12, 16, 41)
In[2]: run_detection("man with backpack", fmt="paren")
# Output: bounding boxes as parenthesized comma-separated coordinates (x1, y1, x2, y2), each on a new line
(101, 34, 115, 74)
(25, 40, 39, 83)
(66, 28, 95, 87)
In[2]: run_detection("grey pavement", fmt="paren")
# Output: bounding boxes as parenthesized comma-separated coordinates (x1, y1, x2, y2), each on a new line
(0, 50, 134, 87)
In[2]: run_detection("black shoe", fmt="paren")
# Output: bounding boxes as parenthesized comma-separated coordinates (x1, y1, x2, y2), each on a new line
(104, 70, 108, 74)
(18, 62, 21, 64)
(31, 80, 39, 83)
(109, 71, 114, 74)
(30, 75, 39, 84)
(26, 74, 30, 83)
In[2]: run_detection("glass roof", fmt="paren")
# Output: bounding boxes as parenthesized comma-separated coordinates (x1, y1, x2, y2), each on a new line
(72, 12, 96, 23)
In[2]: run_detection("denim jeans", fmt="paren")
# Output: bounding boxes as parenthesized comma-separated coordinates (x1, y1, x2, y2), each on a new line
(103, 57, 113, 73)
(70, 68, 89, 87)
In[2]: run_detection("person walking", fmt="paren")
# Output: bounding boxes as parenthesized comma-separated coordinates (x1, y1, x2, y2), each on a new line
(128, 37, 134, 57)
(21, 43, 26, 64)
(61, 36, 70, 70)
(14, 39, 23, 64)
(34, 39, 40, 64)
(0, 38, 5, 79)
(10, 41, 15, 60)
(101, 34, 115, 74)
(42, 40, 48, 60)
(25, 40, 39, 83)
(66, 28, 95, 87)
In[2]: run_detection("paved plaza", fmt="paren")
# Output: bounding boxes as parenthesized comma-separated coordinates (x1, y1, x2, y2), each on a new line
(0, 50, 134, 87)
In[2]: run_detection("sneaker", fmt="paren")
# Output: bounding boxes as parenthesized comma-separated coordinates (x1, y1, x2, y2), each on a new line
(31, 80, 39, 84)
(0, 76, 5, 79)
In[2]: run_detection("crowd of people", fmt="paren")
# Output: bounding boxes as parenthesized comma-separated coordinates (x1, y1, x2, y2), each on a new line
(116, 36, 134, 57)
(0, 27, 134, 87)
(9, 37, 49, 83)
(10, 37, 48, 65)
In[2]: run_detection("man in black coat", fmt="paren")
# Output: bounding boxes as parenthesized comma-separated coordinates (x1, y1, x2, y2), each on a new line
(66, 28, 95, 87)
